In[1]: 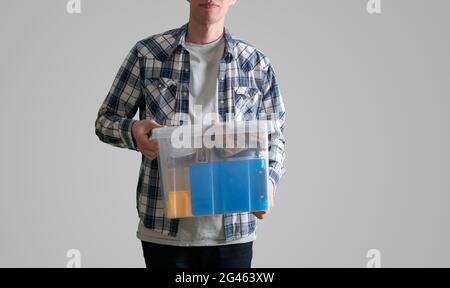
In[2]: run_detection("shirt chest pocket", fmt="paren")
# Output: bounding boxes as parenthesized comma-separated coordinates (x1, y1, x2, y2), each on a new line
(143, 77, 178, 124)
(233, 86, 261, 120)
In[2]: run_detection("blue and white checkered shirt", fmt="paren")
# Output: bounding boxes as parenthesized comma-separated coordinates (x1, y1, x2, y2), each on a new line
(95, 23, 286, 241)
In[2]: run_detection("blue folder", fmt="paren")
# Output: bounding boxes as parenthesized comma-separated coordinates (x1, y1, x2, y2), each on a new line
(189, 159, 269, 215)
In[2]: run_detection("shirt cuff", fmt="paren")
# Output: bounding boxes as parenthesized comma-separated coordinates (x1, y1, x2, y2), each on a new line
(121, 118, 139, 151)
(268, 167, 282, 192)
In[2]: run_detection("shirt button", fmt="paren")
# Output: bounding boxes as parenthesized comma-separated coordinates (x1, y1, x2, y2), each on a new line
(184, 92, 188, 96)
(220, 77, 225, 81)
(220, 100, 225, 104)
(185, 69, 189, 72)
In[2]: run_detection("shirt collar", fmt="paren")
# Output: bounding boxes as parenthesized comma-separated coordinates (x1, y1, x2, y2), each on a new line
(169, 22, 237, 63)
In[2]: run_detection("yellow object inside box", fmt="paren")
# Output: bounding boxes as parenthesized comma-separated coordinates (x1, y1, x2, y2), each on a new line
(166, 190, 193, 218)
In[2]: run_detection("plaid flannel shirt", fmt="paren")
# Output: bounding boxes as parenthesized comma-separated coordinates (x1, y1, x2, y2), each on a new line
(95, 23, 286, 241)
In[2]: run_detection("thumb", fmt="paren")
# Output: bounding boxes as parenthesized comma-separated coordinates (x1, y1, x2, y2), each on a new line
(149, 120, 164, 128)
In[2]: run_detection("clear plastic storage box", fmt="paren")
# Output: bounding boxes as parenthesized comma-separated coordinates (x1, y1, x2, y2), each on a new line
(151, 121, 270, 219)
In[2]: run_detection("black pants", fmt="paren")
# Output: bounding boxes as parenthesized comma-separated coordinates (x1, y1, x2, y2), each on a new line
(141, 241, 253, 268)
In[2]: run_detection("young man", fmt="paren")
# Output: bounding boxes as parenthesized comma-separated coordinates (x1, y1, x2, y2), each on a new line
(94, 0, 286, 268)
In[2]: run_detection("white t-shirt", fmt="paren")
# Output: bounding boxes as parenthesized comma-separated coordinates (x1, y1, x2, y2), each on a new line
(186, 36, 222, 124)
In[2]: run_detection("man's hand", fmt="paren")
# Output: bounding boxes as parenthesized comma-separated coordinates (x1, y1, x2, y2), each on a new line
(132, 120, 163, 160)
(253, 180, 275, 220)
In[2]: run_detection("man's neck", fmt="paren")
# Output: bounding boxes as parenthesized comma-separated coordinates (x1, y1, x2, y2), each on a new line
(186, 19, 224, 44)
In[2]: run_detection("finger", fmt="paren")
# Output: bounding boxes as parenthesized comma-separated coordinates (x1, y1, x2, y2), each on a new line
(139, 147, 156, 158)
(148, 139, 159, 149)
(148, 120, 164, 129)
(253, 212, 264, 219)
(148, 153, 157, 160)
(140, 139, 159, 152)
(141, 146, 159, 157)
(141, 145, 158, 156)
(143, 151, 157, 161)
(258, 210, 269, 218)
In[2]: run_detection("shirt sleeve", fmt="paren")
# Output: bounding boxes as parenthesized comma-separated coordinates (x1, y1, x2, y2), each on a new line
(94, 43, 143, 151)
(259, 62, 287, 192)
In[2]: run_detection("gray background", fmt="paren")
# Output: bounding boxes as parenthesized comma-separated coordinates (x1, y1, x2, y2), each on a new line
(1, 0, 449, 267)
